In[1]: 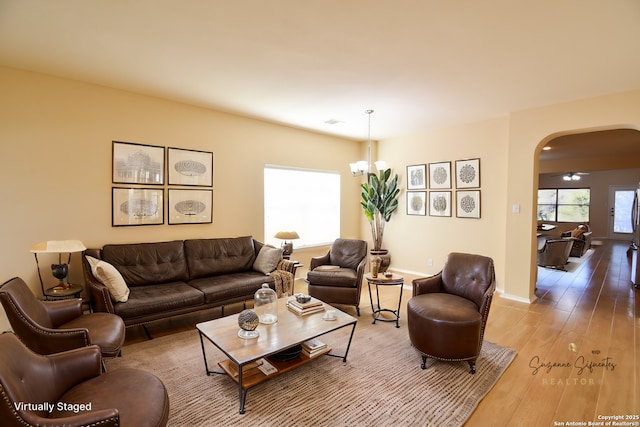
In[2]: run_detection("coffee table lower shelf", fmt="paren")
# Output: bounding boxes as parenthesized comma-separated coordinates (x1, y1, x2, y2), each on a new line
(218, 347, 332, 390)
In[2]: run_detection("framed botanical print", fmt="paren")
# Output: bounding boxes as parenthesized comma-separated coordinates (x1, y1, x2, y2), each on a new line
(428, 161, 451, 189)
(456, 190, 481, 218)
(112, 187, 164, 226)
(168, 189, 213, 224)
(407, 164, 427, 190)
(429, 191, 452, 217)
(167, 147, 214, 187)
(112, 141, 165, 185)
(407, 191, 426, 216)
(455, 158, 480, 188)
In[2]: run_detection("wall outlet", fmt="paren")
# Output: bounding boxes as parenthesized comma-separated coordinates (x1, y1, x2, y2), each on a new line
(427, 258, 433, 267)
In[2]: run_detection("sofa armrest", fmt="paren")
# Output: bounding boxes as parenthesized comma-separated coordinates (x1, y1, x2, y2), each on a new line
(276, 258, 297, 274)
(43, 298, 83, 327)
(412, 274, 443, 297)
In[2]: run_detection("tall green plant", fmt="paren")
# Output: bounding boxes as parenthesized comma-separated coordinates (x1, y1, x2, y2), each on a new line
(360, 168, 400, 251)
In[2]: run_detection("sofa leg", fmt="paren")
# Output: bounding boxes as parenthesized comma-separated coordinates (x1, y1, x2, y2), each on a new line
(468, 360, 476, 374)
(421, 355, 428, 369)
(355, 306, 360, 316)
(142, 324, 153, 340)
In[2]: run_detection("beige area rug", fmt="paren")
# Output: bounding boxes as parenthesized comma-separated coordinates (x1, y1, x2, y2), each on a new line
(106, 318, 516, 426)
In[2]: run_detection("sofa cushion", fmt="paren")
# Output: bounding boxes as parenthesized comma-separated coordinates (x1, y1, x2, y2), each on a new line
(189, 272, 274, 304)
(185, 236, 256, 279)
(113, 281, 204, 319)
(253, 245, 282, 274)
(85, 256, 130, 302)
(101, 240, 189, 287)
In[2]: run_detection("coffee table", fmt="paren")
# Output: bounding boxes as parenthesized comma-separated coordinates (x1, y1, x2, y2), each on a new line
(196, 297, 357, 414)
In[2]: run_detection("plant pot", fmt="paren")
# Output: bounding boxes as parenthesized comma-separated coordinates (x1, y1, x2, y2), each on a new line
(370, 249, 390, 273)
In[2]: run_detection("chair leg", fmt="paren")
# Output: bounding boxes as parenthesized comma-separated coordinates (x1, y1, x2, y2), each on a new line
(421, 355, 428, 369)
(468, 360, 476, 374)
(355, 305, 360, 316)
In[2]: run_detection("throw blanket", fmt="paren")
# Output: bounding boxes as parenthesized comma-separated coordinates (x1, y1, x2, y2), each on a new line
(269, 259, 295, 297)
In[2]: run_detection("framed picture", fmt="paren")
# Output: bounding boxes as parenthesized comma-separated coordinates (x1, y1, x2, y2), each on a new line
(407, 164, 427, 190)
(407, 191, 426, 216)
(456, 190, 481, 218)
(112, 187, 164, 226)
(167, 147, 214, 187)
(455, 158, 480, 188)
(428, 161, 451, 189)
(168, 189, 213, 224)
(429, 191, 452, 217)
(112, 141, 165, 185)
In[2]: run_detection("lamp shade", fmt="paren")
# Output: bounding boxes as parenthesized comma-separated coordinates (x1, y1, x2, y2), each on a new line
(30, 240, 86, 253)
(274, 231, 299, 240)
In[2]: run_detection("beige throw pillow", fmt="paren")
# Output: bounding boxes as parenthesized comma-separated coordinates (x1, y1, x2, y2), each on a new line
(85, 255, 130, 302)
(253, 245, 283, 275)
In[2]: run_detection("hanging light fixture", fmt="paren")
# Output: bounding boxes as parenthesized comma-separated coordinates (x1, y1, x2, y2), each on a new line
(349, 109, 386, 176)
(563, 172, 581, 181)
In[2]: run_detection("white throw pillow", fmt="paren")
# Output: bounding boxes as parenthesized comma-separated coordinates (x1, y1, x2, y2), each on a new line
(85, 255, 130, 302)
(253, 245, 283, 275)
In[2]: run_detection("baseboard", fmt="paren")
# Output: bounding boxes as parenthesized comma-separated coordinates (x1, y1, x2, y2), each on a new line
(496, 288, 537, 304)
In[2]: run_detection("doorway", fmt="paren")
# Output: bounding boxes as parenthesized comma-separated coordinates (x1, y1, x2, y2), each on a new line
(608, 185, 635, 241)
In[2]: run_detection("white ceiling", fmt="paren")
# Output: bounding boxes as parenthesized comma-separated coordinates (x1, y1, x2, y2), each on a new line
(1, 0, 640, 141)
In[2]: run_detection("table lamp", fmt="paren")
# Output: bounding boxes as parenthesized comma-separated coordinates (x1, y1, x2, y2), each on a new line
(274, 231, 299, 258)
(30, 240, 86, 294)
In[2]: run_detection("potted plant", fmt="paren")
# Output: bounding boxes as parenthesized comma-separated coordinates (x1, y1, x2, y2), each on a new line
(360, 168, 400, 271)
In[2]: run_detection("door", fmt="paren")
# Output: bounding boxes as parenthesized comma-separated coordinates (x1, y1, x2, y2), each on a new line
(608, 185, 636, 240)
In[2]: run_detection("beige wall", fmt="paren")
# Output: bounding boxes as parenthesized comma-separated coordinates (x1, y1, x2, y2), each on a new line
(374, 118, 510, 291)
(504, 90, 640, 301)
(2, 66, 640, 332)
(0, 67, 363, 331)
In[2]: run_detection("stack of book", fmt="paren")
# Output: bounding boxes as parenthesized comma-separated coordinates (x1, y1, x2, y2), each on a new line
(301, 338, 328, 358)
(287, 296, 324, 316)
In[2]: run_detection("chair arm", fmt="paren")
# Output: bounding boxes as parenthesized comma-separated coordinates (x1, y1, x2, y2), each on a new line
(22, 409, 120, 427)
(43, 298, 83, 327)
(412, 274, 443, 297)
(47, 345, 103, 394)
(310, 252, 331, 270)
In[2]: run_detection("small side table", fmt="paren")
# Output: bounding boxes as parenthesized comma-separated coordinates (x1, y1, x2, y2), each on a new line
(43, 283, 83, 301)
(365, 273, 404, 328)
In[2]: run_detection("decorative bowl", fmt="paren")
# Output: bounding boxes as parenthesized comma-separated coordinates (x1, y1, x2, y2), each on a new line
(295, 294, 311, 304)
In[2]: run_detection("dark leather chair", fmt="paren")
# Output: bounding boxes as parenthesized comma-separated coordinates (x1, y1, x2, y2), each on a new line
(407, 252, 496, 374)
(0, 332, 169, 427)
(306, 238, 368, 315)
(537, 238, 573, 269)
(0, 277, 125, 359)
(561, 224, 593, 257)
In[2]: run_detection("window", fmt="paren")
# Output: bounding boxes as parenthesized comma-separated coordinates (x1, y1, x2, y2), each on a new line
(264, 165, 340, 248)
(537, 188, 590, 222)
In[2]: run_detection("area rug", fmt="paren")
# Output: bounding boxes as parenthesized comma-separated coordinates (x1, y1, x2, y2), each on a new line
(106, 319, 516, 426)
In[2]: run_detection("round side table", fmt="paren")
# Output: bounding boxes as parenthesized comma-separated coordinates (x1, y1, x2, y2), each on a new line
(365, 273, 404, 328)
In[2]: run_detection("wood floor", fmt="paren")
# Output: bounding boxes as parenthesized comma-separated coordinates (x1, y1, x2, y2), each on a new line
(123, 240, 638, 426)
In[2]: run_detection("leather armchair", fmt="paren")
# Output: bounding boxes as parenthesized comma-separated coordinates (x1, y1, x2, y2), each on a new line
(407, 252, 496, 374)
(561, 225, 593, 257)
(306, 238, 368, 315)
(0, 277, 125, 359)
(0, 332, 169, 427)
(537, 238, 573, 269)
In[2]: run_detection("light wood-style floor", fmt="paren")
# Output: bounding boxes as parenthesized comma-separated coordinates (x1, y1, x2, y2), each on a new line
(124, 240, 638, 426)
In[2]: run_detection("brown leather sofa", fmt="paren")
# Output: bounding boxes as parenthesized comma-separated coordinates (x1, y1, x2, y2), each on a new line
(0, 277, 125, 359)
(407, 252, 496, 374)
(83, 236, 295, 329)
(306, 238, 368, 315)
(537, 237, 573, 269)
(0, 332, 169, 427)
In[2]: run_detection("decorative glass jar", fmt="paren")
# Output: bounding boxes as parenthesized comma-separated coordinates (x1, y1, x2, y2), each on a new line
(254, 283, 278, 324)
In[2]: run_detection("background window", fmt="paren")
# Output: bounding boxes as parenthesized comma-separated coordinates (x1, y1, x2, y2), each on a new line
(537, 188, 590, 222)
(264, 165, 340, 248)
